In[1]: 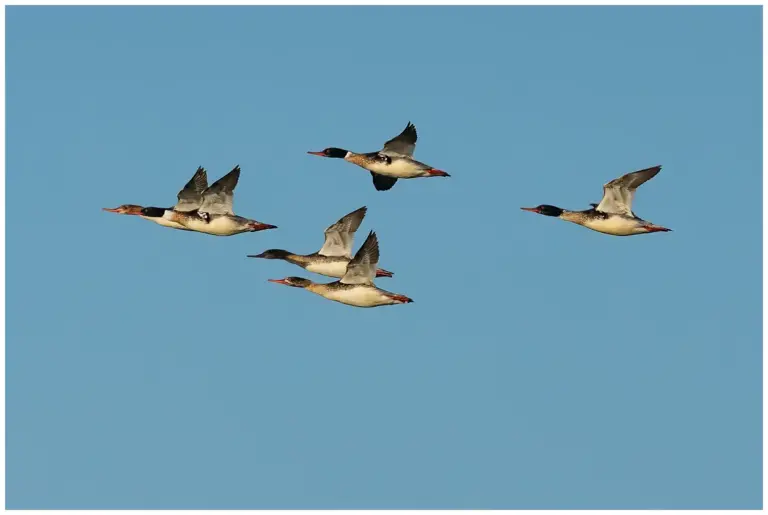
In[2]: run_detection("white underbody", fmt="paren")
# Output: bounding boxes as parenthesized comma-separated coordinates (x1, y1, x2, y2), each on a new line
(305, 260, 349, 278)
(575, 215, 649, 236)
(346, 154, 427, 178)
(166, 212, 250, 236)
(312, 285, 405, 308)
(141, 215, 188, 230)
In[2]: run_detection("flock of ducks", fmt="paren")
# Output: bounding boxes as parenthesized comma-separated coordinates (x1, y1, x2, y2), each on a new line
(104, 122, 671, 308)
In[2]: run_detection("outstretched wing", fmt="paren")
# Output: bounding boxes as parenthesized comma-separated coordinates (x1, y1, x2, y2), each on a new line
(371, 173, 398, 191)
(595, 165, 662, 216)
(381, 121, 417, 157)
(340, 231, 380, 285)
(318, 206, 367, 258)
(174, 166, 208, 212)
(199, 165, 241, 215)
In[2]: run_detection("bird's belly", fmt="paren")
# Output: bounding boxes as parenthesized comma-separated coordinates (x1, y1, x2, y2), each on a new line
(581, 216, 643, 236)
(319, 287, 392, 308)
(305, 260, 348, 278)
(350, 157, 422, 178)
(141, 215, 187, 230)
(180, 216, 244, 236)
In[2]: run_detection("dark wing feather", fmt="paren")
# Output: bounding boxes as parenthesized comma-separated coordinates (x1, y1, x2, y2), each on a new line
(381, 121, 417, 156)
(174, 166, 208, 211)
(190, 166, 208, 193)
(340, 230, 380, 285)
(371, 173, 398, 191)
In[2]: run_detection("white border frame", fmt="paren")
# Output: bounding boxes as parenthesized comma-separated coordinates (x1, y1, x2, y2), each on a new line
(0, 1, 763, 513)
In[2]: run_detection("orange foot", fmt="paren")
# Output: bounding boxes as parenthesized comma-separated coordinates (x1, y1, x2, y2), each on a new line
(387, 293, 413, 304)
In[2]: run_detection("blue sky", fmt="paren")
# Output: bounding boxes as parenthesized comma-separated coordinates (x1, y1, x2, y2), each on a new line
(6, 5, 762, 509)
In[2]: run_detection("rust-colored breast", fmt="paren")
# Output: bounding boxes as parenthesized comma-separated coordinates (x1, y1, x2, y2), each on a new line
(344, 153, 375, 168)
(560, 211, 591, 225)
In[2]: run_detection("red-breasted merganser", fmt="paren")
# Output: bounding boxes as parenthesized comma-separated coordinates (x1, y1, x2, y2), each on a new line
(163, 165, 277, 236)
(102, 166, 208, 231)
(248, 206, 393, 278)
(521, 165, 672, 236)
(307, 122, 450, 191)
(268, 231, 413, 308)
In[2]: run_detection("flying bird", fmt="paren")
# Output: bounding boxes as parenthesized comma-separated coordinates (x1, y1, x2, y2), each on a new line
(521, 165, 671, 236)
(308, 122, 450, 191)
(163, 165, 277, 236)
(248, 206, 393, 279)
(268, 231, 413, 308)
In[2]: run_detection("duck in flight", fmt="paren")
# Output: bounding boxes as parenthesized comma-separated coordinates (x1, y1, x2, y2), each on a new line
(307, 122, 450, 191)
(248, 206, 393, 279)
(103, 166, 208, 231)
(268, 231, 412, 308)
(162, 165, 277, 236)
(521, 165, 671, 236)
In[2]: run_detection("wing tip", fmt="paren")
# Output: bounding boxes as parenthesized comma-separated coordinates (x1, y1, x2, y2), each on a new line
(363, 229, 378, 249)
(344, 205, 367, 220)
(636, 164, 662, 173)
(633, 164, 663, 182)
(344, 205, 368, 229)
(193, 166, 208, 181)
(228, 165, 242, 183)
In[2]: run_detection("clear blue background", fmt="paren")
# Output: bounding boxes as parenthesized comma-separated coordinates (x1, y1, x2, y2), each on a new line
(6, 6, 762, 509)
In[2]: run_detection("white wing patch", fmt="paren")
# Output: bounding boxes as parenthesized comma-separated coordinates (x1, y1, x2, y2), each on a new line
(595, 166, 662, 216)
(318, 206, 367, 258)
(199, 165, 240, 215)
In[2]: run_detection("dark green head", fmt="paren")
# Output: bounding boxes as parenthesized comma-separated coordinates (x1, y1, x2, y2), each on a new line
(307, 147, 348, 159)
(520, 205, 564, 217)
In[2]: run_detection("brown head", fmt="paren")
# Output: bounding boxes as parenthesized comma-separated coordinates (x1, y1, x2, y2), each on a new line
(102, 204, 144, 215)
(268, 277, 312, 288)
